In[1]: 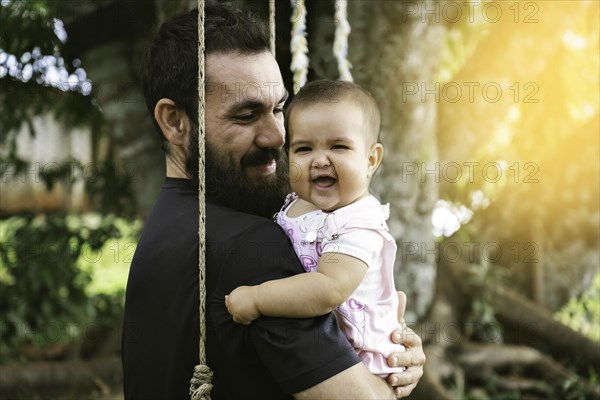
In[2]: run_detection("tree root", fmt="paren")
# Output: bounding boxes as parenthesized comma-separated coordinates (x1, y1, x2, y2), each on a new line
(493, 284, 600, 368)
(443, 258, 600, 368)
(412, 342, 457, 400)
(452, 342, 600, 398)
(407, 256, 600, 400)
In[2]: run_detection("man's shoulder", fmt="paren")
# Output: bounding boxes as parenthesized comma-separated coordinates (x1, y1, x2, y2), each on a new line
(205, 200, 302, 280)
(207, 200, 285, 241)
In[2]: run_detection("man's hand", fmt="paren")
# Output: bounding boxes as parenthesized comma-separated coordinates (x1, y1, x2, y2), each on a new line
(386, 291, 426, 398)
(225, 286, 261, 325)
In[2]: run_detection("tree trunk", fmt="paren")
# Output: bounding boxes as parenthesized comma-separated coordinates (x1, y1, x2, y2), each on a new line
(78, 41, 165, 217)
(266, 0, 445, 320)
(62, 0, 196, 217)
(348, 0, 446, 320)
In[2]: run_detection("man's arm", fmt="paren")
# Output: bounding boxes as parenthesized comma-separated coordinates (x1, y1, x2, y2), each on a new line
(294, 363, 395, 400)
(294, 292, 426, 400)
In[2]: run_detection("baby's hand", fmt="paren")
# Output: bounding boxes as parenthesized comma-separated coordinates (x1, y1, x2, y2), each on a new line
(225, 286, 261, 325)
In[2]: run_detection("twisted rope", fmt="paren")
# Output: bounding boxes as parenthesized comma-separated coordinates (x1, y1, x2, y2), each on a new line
(190, 1, 213, 399)
(333, 0, 353, 82)
(269, 0, 276, 55)
(190, 365, 213, 400)
(290, 0, 309, 93)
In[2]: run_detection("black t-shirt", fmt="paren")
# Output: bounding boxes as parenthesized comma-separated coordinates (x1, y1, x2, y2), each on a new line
(122, 178, 360, 400)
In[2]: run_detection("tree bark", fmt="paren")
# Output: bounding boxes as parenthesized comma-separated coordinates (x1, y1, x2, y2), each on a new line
(412, 292, 459, 400)
(347, 0, 446, 321)
(60, 0, 196, 217)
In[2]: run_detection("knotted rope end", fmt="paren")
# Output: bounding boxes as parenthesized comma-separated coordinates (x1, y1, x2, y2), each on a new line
(190, 364, 213, 400)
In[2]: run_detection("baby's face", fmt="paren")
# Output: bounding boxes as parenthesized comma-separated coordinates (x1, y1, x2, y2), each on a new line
(287, 102, 381, 212)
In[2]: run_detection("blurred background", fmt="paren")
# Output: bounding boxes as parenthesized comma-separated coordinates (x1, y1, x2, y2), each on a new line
(0, 0, 598, 399)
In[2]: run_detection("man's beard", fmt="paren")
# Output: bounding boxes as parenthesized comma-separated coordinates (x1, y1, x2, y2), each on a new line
(186, 131, 290, 219)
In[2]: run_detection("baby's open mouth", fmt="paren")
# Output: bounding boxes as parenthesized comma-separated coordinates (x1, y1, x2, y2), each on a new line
(313, 176, 337, 188)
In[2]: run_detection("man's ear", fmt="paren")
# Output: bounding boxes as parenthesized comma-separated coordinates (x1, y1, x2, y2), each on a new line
(154, 98, 191, 148)
(367, 143, 384, 178)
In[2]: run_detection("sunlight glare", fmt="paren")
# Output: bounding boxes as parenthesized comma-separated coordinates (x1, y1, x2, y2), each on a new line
(432, 200, 474, 237)
(562, 30, 587, 49)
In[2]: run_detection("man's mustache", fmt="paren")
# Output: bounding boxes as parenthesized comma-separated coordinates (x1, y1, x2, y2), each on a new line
(241, 148, 282, 167)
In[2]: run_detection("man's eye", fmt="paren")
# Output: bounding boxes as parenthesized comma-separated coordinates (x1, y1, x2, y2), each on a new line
(234, 113, 256, 122)
(274, 107, 284, 114)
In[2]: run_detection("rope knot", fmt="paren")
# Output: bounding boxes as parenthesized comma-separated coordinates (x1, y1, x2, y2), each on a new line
(189, 364, 213, 400)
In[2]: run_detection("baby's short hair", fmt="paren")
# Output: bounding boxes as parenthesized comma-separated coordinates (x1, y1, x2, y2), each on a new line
(285, 79, 381, 145)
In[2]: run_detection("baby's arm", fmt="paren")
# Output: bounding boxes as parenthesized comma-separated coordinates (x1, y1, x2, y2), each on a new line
(225, 253, 367, 324)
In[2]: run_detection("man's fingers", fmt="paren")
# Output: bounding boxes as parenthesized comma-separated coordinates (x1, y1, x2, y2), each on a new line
(388, 336, 426, 368)
(389, 366, 423, 387)
(389, 369, 419, 398)
(390, 325, 422, 349)
(394, 382, 416, 399)
(391, 347, 426, 368)
(396, 291, 407, 323)
(387, 373, 399, 386)
(400, 325, 422, 348)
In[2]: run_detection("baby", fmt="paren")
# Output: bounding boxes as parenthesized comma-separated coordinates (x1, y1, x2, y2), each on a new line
(226, 79, 405, 376)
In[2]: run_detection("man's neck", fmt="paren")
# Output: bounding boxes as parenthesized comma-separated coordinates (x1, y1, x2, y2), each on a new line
(166, 156, 188, 179)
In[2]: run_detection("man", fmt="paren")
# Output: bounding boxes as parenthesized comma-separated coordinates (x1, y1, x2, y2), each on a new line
(123, 3, 425, 399)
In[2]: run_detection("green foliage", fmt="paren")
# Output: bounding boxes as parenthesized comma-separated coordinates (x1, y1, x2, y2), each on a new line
(562, 369, 599, 400)
(1, 0, 137, 216)
(0, 0, 100, 138)
(0, 213, 139, 362)
(84, 156, 139, 217)
(437, 0, 492, 83)
(465, 259, 511, 344)
(76, 216, 142, 298)
(0, 1, 58, 56)
(555, 273, 600, 342)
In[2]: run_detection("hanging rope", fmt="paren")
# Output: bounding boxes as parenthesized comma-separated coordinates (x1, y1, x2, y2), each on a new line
(333, 0, 353, 82)
(269, 0, 276, 55)
(290, 0, 309, 93)
(190, 1, 213, 399)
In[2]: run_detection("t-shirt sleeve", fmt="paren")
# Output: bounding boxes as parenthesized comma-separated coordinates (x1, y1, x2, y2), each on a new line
(218, 219, 361, 394)
(250, 315, 361, 393)
(321, 228, 384, 268)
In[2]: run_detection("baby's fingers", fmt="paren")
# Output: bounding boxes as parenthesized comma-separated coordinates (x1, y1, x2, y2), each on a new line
(233, 315, 251, 325)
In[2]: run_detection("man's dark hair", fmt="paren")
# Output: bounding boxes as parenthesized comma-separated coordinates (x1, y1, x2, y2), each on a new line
(140, 2, 270, 151)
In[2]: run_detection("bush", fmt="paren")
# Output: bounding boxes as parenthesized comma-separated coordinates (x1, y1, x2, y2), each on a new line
(0, 213, 140, 362)
(555, 272, 600, 342)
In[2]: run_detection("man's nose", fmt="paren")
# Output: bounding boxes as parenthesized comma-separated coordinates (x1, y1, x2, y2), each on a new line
(255, 115, 285, 149)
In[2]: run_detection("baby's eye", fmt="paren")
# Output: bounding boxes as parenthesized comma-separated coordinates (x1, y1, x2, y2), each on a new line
(294, 146, 311, 153)
(331, 144, 349, 150)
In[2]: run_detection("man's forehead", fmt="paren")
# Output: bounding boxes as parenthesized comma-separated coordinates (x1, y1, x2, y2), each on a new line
(206, 52, 286, 103)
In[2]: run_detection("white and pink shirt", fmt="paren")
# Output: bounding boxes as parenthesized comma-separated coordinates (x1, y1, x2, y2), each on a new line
(275, 193, 405, 376)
